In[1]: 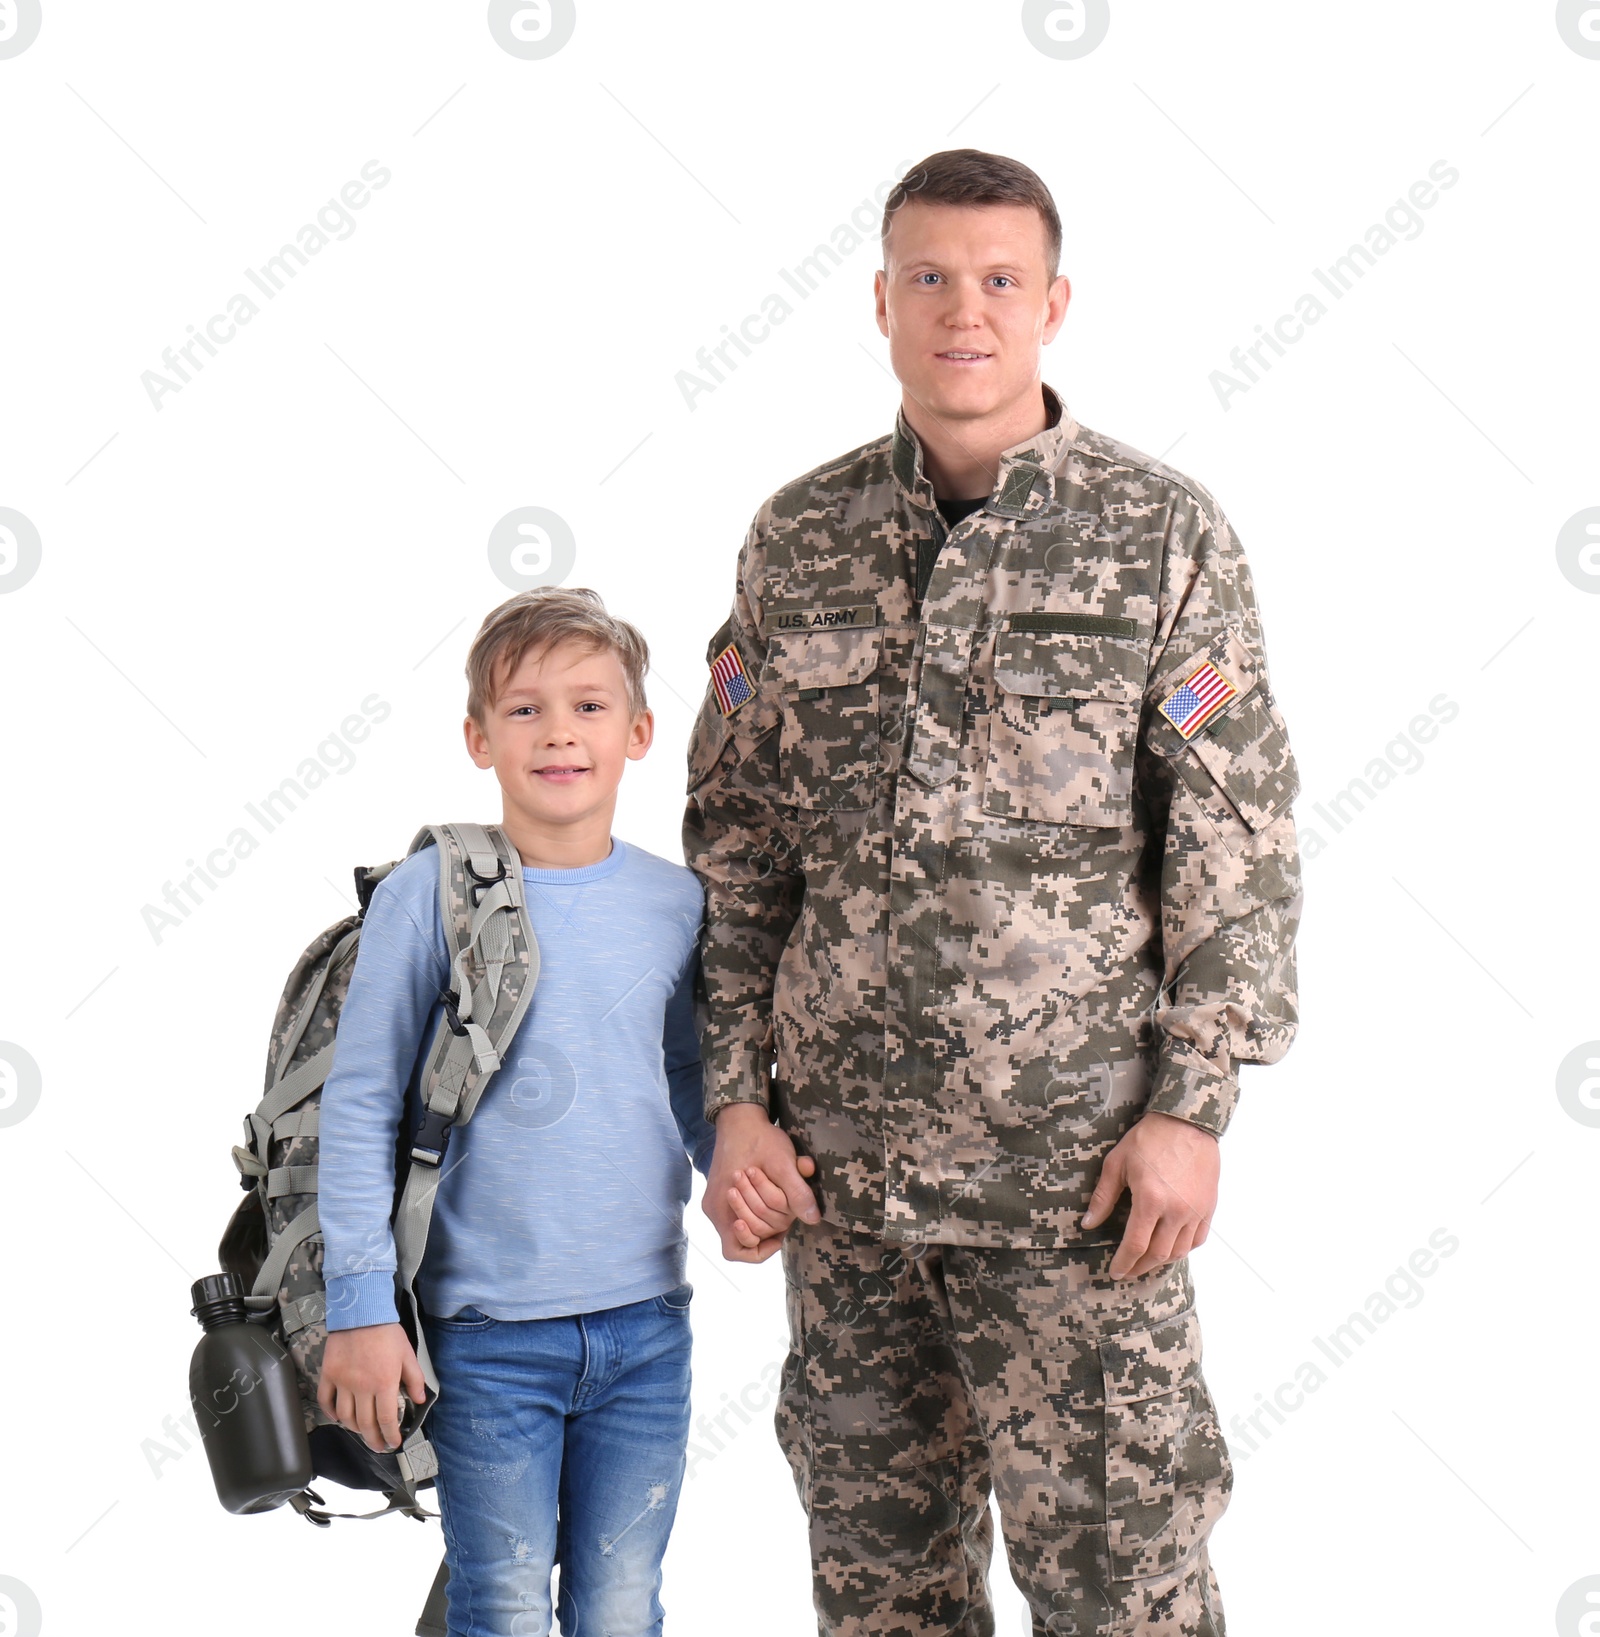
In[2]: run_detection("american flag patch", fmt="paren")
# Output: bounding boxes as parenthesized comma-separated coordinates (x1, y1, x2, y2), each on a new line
(1158, 659, 1239, 739)
(710, 642, 754, 717)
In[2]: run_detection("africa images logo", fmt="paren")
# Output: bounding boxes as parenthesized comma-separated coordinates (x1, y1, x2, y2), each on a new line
(0, 0, 42, 58)
(0, 508, 42, 593)
(486, 0, 576, 58)
(1556, 0, 1600, 57)
(1556, 508, 1600, 594)
(1021, 0, 1111, 58)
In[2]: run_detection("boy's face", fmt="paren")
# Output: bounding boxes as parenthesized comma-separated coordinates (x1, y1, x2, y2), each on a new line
(874, 199, 1070, 426)
(464, 638, 652, 833)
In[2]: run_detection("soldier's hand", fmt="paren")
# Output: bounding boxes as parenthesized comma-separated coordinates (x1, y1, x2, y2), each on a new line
(705, 1104, 820, 1262)
(1081, 1111, 1220, 1280)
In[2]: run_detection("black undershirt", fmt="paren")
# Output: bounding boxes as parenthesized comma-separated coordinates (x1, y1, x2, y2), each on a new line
(935, 494, 988, 528)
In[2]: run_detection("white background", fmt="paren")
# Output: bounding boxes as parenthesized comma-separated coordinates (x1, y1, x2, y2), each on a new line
(1, 2, 1596, 1634)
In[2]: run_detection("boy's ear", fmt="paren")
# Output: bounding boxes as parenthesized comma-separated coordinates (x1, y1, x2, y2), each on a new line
(463, 713, 494, 769)
(625, 707, 655, 761)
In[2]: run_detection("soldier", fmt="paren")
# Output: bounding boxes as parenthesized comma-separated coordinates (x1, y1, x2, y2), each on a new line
(683, 148, 1302, 1636)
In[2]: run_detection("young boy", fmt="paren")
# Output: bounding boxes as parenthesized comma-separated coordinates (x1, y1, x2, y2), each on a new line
(316, 587, 794, 1636)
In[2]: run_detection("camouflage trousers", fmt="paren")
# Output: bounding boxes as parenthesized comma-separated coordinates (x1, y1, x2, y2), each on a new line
(775, 1219, 1233, 1637)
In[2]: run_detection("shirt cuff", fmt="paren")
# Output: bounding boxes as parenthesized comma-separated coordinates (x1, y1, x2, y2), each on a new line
(704, 1090, 772, 1124)
(324, 1270, 400, 1332)
(1145, 1041, 1239, 1138)
(702, 1031, 774, 1122)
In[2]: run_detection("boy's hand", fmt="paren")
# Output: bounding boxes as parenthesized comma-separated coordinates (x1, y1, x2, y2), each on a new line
(727, 1164, 800, 1249)
(318, 1323, 429, 1455)
(705, 1103, 819, 1262)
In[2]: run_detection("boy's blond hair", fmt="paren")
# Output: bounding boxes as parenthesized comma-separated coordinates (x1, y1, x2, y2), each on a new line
(465, 587, 649, 728)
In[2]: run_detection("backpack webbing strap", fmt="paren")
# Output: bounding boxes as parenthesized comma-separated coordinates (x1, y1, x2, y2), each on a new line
(289, 1485, 439, 1528)
(266, 1164, 318, 1200)
(442, 876, 520, 1075)
(245, 1039, 339, 1211)
(245, 1200, 320, 1310)
(387, 823, 540, 1483)
(415, 1556, 450, 1636)
(257, 1040, 337, 1129)
(270, 1106, 318, 1141)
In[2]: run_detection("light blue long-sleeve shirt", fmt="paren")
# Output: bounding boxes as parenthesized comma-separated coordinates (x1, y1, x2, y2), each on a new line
(318, 835, 714, 1329)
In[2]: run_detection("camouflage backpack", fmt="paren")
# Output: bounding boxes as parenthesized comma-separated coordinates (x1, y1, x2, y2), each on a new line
(214, 821, 538, 1634)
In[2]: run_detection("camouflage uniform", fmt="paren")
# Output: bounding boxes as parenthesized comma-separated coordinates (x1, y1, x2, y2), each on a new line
(683, 383, 1301, 1634)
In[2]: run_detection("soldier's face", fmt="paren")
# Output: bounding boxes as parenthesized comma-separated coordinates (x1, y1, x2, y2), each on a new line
(875, 200, 1069, 422)
(463, 638, 652, 830)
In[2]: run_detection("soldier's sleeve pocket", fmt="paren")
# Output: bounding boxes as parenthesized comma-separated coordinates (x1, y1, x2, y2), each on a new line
(983, 626, 1144, 827)
(1148, 626, 1299, 851)
(689, 619, 781, 791)
(1100, 1307, 1232, 1583)
(686, 707, 732, 791)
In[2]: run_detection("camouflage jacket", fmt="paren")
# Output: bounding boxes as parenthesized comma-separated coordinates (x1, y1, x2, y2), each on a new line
(682, 382, 1302, 1248)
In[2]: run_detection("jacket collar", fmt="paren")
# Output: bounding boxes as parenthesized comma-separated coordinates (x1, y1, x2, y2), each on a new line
(889, 381, 1078, 517)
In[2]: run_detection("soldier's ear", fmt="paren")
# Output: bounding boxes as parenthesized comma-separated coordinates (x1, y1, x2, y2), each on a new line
(1044, 274, 1072, 343)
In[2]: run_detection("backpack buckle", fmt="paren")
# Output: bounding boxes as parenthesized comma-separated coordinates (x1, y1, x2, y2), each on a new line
(353, 864, 380, 916)
(410, 1106, 454, 1167)
(438, 988, 470, 1037)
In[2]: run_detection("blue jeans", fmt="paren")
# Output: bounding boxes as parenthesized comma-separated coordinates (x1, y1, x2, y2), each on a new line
(419, 1283, 694, 1637)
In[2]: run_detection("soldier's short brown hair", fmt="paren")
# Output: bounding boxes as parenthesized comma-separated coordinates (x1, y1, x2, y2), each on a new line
(881, 149, 1062, 281)
(465, 587, 650, 729)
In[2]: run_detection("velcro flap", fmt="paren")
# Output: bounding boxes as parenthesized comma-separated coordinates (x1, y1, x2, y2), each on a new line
(768, 624, 883, 688)
(769, 603, 879, 634)
(1151, 625, 1259, 724)
(992, 626, 1143, 702)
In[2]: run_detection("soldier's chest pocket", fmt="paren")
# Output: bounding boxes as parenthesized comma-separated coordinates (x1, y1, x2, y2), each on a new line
(981, 628, 1144, 827)
(768, 626, 884, 810)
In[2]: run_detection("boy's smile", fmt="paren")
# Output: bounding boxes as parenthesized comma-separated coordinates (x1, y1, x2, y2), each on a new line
(464, 636, 652, 869)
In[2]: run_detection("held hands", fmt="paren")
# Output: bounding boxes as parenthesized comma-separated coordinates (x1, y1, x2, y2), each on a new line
(705, 1104, 1218, 1276)
(725, 1161, 815, 1252)
(704, 1102, 820, 1262)
(318, 1323, 429, 1455)
(1081, 1110, 1221, 1280)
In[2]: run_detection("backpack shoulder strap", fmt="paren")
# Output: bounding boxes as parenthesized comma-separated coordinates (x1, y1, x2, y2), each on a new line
(388, 822, 540, 1501)
(406, 822, 540, 1106)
